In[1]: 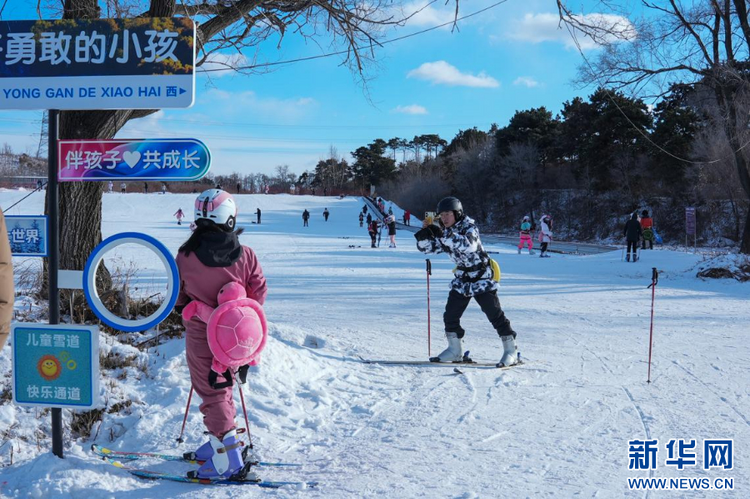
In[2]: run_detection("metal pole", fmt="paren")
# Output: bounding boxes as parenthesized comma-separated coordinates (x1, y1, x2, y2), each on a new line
(48, 109, 62, 458)
(426, 259, 431, 358)
(647, 268, 658, 384)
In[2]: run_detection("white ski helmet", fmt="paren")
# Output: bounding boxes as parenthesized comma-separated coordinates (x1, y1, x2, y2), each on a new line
(194, 189, 238, 230)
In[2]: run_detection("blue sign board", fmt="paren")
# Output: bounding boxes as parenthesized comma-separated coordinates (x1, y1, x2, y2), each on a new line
(12, 324, 100, 409)
(0, 18, 195, 110)
(6, 215, 48, 257)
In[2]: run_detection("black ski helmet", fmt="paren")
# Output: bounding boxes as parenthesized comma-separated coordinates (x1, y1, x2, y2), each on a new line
(436, 197, 464, 221)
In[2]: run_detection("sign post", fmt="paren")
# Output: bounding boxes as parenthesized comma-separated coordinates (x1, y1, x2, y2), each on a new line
(1, 17, 196, 459)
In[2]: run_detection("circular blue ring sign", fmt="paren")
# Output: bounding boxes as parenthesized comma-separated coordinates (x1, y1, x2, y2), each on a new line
(83, 232, 179, 332)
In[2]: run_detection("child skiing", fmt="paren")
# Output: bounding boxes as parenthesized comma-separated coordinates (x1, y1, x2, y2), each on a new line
(640, 210, 654, 249)
(624, 212, 642, 262)
(518, 216, 535, 255)
(539, 215, 553, 258)
(385, 215, 397, 248)
(174, 208, 185, 225)
(415, 197, 519, 368)
(175, 189, 268, 481)
(368, 219, 379, 248)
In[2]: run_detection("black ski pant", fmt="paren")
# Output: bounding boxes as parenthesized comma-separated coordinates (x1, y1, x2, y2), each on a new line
(540, 242, 548, 253)
(627, 240, 639, 255)
(443, 290, 515, 339)
(642, 239, 653, 250)
(368, 231, 377, 247)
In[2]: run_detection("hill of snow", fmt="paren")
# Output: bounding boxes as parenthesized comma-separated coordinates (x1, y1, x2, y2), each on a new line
(0, 190, 747, 497)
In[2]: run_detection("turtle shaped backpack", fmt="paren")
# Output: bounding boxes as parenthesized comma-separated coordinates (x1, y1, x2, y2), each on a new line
(182, 282, 267, 388)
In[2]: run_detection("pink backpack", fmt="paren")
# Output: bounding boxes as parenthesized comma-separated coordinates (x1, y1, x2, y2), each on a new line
(182, 282, 267, 388)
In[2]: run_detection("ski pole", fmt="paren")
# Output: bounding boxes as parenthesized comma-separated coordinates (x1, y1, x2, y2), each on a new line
(646, 267, 658, 384)
(426, 258, 432, 358)
(236, 372, 253, 449)
(176, 386, 194, 443)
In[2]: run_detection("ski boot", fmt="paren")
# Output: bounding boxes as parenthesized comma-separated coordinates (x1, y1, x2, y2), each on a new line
(626, 254, 631, 262)
(187, 429, 248, 480)
(496, 335, 518, 368)
(518, 247, 522, 254)
(430, 332, 463, 362)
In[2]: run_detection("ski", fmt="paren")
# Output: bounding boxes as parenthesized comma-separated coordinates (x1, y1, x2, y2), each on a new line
(360, 358, 525, 369)
(98, 455, 317, 488)
(91, 444, 300, 468)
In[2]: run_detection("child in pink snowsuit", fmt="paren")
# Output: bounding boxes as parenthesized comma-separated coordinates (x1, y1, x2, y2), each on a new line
(518, 216, 533, 254)
(175, 189, 267, 480)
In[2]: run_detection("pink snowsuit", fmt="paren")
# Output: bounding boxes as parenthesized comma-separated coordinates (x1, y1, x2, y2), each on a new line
(176, 245, 267, 438)
(518, 221, 533, 250)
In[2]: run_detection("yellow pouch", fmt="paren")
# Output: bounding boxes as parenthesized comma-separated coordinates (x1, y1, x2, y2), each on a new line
(489, 258, 501, 282)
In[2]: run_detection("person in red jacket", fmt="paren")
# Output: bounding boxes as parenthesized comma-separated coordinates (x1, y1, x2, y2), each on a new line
(640, 210, 654, 249)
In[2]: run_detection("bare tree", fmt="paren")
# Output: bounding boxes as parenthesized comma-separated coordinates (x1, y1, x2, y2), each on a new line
(45, 0, 442, 297)
(557, 0, 750, 252)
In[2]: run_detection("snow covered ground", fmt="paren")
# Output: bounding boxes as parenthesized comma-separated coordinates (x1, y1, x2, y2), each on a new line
(1, 190, 748, 498)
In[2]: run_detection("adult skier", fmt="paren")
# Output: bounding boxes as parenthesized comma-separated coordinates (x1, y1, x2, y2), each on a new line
(624, 212, 642, 262)
(415, 197, 519, 367)
(359, 212, 364, 227)
(255, 208, 261, 225)
(518, 216, 535, 255)
(174, 208, 185, 225)
(120, 182, 126, 193)
(323, 208, 330, 221)
(175, 189, 267, 480)
(302, 209, 310, 227)
(539, 215, 553, 258)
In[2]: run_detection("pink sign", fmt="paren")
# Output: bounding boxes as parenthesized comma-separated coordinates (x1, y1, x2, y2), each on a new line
(57, 139, 210, 182)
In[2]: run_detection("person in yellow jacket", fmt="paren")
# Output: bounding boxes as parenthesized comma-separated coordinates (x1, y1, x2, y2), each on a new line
(0, 209, 14, 351)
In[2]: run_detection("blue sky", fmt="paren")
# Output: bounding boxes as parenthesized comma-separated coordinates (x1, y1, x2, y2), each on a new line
(0, 1, 633, 176)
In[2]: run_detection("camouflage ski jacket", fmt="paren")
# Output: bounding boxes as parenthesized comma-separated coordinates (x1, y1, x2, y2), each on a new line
(415, 216, 497, 297)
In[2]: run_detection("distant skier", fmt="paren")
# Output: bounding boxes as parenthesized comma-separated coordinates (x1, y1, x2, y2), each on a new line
(107, 181, 114, 193)
(366, 213, 373, 226)
(174, 208, 185, 225)
(404, 210, 411, 226)
(161, 182, 167, 194)
(415, 197, 519, 367)
(323, 208, 330, 221)
(144, 182, 149, 194)
(388, 205, 393, 216)
(385, 215, 397, 248)
(255, 208, 261, 224)
(302, 209, 310, 227)
(624, 212, 642, 262)
(539, 215, 553, 258)
(359, 212, 364, 227)
(367, 219, 379, 248)
(640, 210, 654, 250)
(175, 188, 267, 480)
(120, 182, 126, 193)
(236, 182, 242, 194)
(362, 204, 368, 215)
(518, 216, 535, 255)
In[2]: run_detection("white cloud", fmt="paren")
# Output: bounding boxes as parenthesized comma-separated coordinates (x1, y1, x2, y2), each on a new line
(204, 89, 317, 121)
(513, 76, 539, 88)
(508, 12, 636, 50)
(392, 104, 428, 115)
(407, 61, 499, 88)
(200, 52, 249, 77)
(399, 2, 457, 28)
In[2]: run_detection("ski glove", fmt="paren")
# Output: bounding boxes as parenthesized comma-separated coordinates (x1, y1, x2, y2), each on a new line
(414, 225, 443, 241)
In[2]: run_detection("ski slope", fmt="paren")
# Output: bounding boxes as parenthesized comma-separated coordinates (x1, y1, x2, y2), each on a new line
(0, 190, 748, 498)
